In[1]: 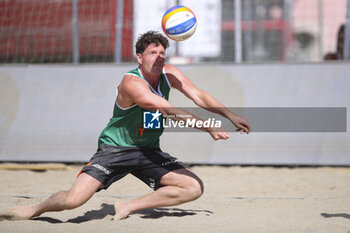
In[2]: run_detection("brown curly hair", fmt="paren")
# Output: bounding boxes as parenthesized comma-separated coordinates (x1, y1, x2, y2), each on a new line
(135, 31, 169, 54)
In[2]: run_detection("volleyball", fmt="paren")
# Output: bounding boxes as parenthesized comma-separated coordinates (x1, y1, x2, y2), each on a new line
(161, 5, 197, 41)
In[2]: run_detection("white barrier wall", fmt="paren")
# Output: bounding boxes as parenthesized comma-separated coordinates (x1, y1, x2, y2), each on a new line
(0, 63, 349, 165)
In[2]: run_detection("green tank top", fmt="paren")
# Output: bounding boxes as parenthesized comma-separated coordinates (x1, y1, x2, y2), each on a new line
(98, 68, 171, 148)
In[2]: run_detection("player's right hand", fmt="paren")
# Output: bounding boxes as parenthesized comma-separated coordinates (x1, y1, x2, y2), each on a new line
(208, 127, 230, 141)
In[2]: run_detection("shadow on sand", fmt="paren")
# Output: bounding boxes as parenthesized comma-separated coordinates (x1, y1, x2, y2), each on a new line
(32, 203, 213, 224)
(321, 213, 350, 220)
(134, 207, 213, 219)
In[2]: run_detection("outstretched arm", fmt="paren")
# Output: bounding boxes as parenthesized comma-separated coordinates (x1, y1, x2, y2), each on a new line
(118, 74, 223, 138)
(165, 64, 250, 134)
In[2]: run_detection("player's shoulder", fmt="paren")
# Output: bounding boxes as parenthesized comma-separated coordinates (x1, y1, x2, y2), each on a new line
(164, 63, 180, 74)
(123, 73, 140, 81)
(163, 64, 190, 89)
(122, 68, 144, 82)
(120, 73, 147, 91)
(163, 64, 185, 81)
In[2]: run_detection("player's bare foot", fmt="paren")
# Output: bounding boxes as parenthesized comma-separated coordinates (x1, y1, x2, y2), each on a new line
(113, 201, 131, 221)
(6, 205, 38, 220)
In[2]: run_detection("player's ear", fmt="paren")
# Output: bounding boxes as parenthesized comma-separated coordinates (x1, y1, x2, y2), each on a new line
(136, 53, 143, 64)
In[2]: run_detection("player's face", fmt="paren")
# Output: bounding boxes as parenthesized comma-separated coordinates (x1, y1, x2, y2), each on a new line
(137, 43, 166, 76)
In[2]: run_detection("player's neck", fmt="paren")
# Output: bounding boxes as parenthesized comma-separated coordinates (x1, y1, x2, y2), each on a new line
(139, 68, 160, 89)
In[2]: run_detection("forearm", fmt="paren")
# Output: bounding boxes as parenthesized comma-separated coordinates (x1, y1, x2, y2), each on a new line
(193, 90, 236, 119)
(193, 90, 250, 133)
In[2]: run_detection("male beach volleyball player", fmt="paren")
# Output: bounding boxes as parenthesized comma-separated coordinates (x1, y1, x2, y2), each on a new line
(10, 31, 250, 221)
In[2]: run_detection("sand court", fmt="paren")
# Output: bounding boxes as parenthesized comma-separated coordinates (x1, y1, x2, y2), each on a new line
(0, 164, 349, 232)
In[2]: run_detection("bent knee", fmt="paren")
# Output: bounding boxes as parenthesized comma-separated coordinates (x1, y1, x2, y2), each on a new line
(184, 177, 204, 201)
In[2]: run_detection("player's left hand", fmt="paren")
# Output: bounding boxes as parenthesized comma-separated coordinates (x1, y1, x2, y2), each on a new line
(229, 114, 251, 134)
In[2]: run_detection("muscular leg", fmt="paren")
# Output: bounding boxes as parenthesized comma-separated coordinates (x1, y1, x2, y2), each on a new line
(9, 173, 103, 220)
(114, 168, 204, 220)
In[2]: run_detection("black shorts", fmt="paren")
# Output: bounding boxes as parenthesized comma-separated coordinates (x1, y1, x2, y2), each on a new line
(79, 144, 187, 191)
